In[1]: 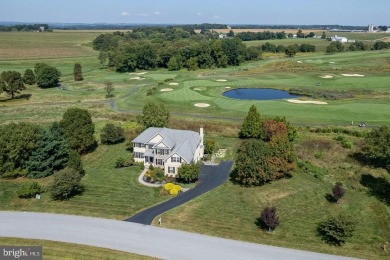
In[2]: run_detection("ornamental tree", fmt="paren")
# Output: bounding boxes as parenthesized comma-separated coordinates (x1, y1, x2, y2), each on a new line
(332, 182, 345, 203)
(261, 207, 280, 232)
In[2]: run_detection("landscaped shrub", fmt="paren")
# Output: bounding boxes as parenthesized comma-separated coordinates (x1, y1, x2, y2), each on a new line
(115, 157, 134, 168)
(17, 182, 44, 198)
(164, 183, 174, 191)
(173, 184, 182, 192)
(170, 188, 179, 195)
(317, 214, 356, 246)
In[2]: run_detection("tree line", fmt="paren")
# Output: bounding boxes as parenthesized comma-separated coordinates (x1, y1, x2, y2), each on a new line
(0, 24, 49, 32)
(93, 29, 261, 72)
(326, 40, 390, 54)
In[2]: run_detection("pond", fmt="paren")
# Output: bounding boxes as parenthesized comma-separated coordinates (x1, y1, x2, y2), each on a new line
(223, 88, 299, 100)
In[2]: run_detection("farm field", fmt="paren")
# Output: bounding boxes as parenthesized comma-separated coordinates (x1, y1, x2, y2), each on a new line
(0, 31, 389, 259)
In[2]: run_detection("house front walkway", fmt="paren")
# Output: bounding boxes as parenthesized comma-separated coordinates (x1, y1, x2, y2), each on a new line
(138, 168, 163, 188)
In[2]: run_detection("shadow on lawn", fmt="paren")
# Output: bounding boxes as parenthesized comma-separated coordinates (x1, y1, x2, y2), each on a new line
(360, 174, 390, 205)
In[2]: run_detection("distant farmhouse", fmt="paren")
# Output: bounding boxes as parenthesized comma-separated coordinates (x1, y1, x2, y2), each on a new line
(132, 127, 204, 176)
(331, 35, 348, 43)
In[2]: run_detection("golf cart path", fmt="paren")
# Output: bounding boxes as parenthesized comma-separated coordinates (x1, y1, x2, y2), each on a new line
(125, 161, 233, 224)
(0, 211, 355, 260)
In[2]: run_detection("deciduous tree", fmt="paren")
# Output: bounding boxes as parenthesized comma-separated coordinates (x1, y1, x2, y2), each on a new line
(60, 108, 97, 154)
(100, 123, 125, 145)
(104, 81, 114, 98)
(34, 63, 61, 88)
(363, 125, 390, 171)
(285, 44, 299, 57)
(49, 168, 83, 200)
(0, 71, 26, 98)
(23, 69, 35, 85)
(73, 63, 83, 81)
(137, 102, 170, 129)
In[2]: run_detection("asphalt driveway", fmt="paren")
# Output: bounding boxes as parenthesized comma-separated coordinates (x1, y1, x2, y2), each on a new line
(125, 160, 233, 224)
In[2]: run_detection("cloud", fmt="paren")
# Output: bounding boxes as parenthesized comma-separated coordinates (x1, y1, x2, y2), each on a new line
(213, 15, 222, 19)
(121, 11, 130, 17)
(197, 12, 202, 16)
(154, 11, 161, 15)
(138, 13, 150, 17)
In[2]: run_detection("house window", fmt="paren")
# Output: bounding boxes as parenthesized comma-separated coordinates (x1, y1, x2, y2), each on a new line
(168, 167, 175, 174)
(156, 159, 164, 165)
(134, 152, 144, 158)
(171, 156, 180, 163)
(133, 143, 141, 148)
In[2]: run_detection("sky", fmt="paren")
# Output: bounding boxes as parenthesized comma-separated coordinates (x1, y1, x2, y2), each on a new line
(1, 0, 389, 25)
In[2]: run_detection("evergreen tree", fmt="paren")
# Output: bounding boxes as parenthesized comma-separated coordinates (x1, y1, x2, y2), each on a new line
(73, 63, 83, 81)
(239, 105, 264, 139)
(317, 214, 356, 245)
(23, 69, 36, 85)
(60, 108, 97, 154)
(26, 122, 69, 178)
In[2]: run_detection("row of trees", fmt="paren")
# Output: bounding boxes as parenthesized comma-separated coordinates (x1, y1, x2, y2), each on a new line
(261, 42, 315, 54)
(326, 40, 390, 54)
(0, 108, 96, 179)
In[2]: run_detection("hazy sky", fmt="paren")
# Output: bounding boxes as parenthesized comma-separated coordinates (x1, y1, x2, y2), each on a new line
(1, 0, 389, 25)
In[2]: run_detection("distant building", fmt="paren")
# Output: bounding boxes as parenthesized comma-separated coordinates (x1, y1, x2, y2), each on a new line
(368, 24, 374, 33)
(219, 33, 226, 39)
(331, 35, 348, 43)
(39, 26, 45, 32)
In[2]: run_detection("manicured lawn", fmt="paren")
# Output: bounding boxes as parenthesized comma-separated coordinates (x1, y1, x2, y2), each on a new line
(0, 238, 155, 259)
(0, 143, 167, 220)
(159, 133, 390, 259)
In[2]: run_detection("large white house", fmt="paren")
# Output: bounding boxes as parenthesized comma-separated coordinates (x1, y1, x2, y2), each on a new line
(132, 127, 204, 176)
(331, 35, 348, 43)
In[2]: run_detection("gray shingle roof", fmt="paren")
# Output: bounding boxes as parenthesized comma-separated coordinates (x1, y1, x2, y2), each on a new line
(132, 127, 201, 163)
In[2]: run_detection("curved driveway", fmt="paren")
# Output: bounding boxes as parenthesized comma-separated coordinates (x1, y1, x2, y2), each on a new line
(1, 211, 354, 260)
(125, 161, 233, 224)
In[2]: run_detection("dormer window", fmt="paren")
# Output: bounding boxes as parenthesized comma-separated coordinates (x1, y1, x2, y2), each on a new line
(171, 156, 181, 163)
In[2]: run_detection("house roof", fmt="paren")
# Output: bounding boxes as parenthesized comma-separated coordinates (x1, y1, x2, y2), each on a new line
(132, 127, 201, 163)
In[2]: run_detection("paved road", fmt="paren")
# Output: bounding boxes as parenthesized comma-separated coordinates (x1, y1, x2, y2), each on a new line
(0, 212, 355, 260)
(125, 161, 233, 224)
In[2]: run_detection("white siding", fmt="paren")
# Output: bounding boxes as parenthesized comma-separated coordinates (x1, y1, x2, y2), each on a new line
(148, 134, 163, 144)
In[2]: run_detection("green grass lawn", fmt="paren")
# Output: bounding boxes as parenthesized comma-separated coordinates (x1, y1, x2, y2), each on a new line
(159, 133, 390, 259)
(0, 238, 155, 259)
(0, 143, 167, 220)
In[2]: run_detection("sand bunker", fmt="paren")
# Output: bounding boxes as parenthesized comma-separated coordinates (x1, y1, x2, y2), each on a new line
(287, 99, 328, 105)
(329, 62, 335, 64)
(130, 77, 145, 80)
(342, 74, 365, 77)
(194, 103, 210, 107)
(297, 61, 303, 63)
(216, 79, 227, 82)
(320, 75, 334, 79)
(130, 72, 147, 75)
(160, 88, 173, 92)
(168, 82, 178, 85)
(225, 87, 231, 89)
(193, 88, 202, 91)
